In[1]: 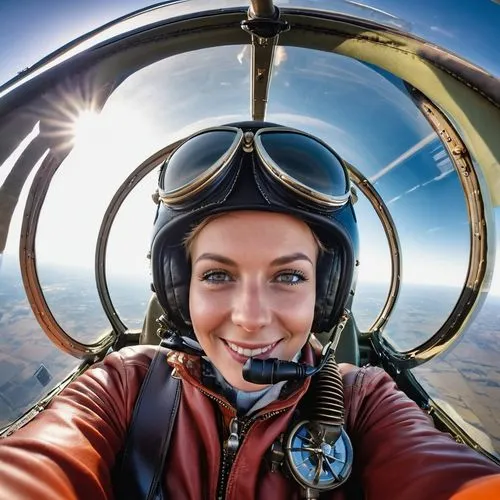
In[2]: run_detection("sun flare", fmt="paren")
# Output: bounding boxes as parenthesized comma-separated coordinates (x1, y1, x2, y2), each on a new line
(72, 110, 101, 146)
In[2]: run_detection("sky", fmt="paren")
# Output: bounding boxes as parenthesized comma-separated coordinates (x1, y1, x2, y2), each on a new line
(2, 41, 499, 296)
(1, 0, 500, 87)
(0, 0, 154, 86)
(0, 0, 499, 295)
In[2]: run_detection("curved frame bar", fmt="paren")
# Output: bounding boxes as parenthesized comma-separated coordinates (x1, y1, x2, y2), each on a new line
(95, 143, 396, 340)
(347, 164, 402, 335)
(371, 87, 490, 369)
(19, 152, 116, 358)
(95, 142, 182, 336)
(0, 2, 176, 95)
(14, 10, 250, 359)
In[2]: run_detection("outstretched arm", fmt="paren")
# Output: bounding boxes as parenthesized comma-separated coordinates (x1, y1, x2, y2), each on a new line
(341, 365, 500, 500)
(0, 347, 152, 500)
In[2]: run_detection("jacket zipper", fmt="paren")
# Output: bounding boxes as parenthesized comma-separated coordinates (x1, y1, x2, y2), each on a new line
(191, 380, 297, 499)
(217, 416, 243, 500)
(217, 409, 288, 500)
(193, 386, 238, 500)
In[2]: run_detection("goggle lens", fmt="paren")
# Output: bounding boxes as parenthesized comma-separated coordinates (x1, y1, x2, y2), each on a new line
(161, 130, 238, 193)
(258, 131, 349, 199)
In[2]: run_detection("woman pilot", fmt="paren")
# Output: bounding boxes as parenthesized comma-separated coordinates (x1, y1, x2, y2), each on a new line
(0, 122, 498, 499)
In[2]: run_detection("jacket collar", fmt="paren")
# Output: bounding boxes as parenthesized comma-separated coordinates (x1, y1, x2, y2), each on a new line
(167, 341, 316, 415)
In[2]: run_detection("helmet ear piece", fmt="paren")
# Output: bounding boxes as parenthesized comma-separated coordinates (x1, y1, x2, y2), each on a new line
(312, 248, 345, 333)
(154, 244, 192, 336)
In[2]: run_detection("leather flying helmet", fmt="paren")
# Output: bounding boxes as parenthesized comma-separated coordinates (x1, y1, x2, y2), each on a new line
(150, 121, 359, 338)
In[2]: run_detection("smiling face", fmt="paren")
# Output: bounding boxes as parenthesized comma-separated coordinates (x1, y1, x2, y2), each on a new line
(188, 210, 318, 391)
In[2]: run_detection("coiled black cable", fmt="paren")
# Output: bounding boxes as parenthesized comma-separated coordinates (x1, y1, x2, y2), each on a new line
(309, 354, 344, 427)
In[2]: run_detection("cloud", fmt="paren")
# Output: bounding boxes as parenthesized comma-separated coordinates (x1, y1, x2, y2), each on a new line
(405, 184, 421, 195)
(429, 26, 455, 38)
(387, 194, 403, 205)
(265, 113, 348, 135)
(387, 184, 421, 205)
(369, 133, 436, 183)
(421, 168, 454, 187)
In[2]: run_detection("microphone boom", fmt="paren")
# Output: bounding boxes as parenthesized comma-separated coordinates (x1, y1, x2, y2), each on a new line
(242, 358, 312, 384)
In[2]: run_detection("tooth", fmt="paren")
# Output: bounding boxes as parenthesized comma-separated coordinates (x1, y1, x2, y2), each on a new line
(226, 341, 276, 356)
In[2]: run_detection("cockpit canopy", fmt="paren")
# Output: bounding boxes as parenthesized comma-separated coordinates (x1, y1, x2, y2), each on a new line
(0, 0, 499, 462)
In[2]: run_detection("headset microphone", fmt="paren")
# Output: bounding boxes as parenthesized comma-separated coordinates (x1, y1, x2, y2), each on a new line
(242, 340, 333, 384)
(242, 358, 317, 384)
(241, 312, 349, 385)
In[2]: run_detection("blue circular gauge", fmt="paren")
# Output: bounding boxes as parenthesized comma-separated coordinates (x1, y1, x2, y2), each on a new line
(285, 420, 353, 490)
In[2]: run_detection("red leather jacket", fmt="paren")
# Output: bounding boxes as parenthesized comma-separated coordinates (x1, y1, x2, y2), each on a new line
(0, 344, 498, 499)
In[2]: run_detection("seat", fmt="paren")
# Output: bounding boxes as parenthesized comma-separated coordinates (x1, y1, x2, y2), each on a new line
(139, 293, 165, 345)
(314, 315, 360, 366)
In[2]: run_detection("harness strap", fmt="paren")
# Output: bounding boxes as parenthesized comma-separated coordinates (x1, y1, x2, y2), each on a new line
(117, 345, 181, 499)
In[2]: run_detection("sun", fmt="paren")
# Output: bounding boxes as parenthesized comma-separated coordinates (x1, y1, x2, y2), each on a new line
(72, 110, 101, 146)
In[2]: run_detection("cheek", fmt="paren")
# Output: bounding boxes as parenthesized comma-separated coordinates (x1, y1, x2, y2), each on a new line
(291, 297, 316, 336)
(189, 283, 228, 335)
(277, 288, 316, 327)
(276, 294, 315, 360)
(271, 291, 315, 358)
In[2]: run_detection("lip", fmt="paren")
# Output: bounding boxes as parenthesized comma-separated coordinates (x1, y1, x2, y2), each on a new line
(221, 339, 281, 364)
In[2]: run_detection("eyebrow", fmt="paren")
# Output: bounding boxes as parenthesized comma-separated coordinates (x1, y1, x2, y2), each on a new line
(194, 252, 314, 266)
(194, 253, 236, 266)
(271, 253, 314, 266)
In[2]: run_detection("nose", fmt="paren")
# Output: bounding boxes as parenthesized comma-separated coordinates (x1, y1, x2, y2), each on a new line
(231, 280, 272, 333)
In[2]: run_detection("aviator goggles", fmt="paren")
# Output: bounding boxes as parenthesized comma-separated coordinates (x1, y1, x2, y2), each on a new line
(158, 126, 351, 211)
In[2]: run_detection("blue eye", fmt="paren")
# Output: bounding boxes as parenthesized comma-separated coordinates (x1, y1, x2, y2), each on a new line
(201, 270, 233, 283)
(275, 270, 307, 285)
